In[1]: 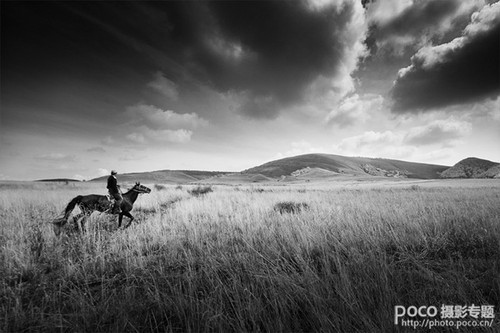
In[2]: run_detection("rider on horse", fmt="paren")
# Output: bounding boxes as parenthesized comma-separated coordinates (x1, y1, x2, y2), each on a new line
(107, 170, 122, 214)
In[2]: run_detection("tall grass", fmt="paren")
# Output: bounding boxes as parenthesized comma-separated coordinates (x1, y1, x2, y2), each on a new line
(1, 181, 499, 332)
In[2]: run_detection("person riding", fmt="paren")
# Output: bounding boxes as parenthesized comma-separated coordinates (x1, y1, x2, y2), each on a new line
(107, 170, 122, 214)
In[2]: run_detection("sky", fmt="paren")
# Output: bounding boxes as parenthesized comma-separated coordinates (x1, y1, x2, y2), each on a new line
(1, 0, 499, 181)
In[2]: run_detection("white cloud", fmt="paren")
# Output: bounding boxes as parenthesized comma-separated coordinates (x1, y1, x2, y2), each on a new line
(326, 94, 384, 127)
(397, 2, 500, 78)
(368, 0, 485, 53)
(73, 174, 86, 181)
(147, 71, 179, 101)
(127, 126, 192, 144)
(36, 153, 76, 162)
(465, 2, 500, 35)
(126, 104, 208, 130)
(97, 168, 110, 177)
(414, 148, 455, 164)
(304, 0, 368, 112)
(336, 130, 401, 151)
(333, 115, 473, 160)
(87, 147, 106, 153)
(205, 34, 250, 62)
(126, 132, 146, 144)
(366, 0, 413, 24)
(404, 118, 472, 146)
(122, 104, 206, 144)
(101, 136, 114, 146)
(334, 130, 416, 159)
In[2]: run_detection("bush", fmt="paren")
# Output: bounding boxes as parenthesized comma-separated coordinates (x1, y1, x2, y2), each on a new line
(154, 184, 167, 191)
(409, 185, 421, 191)
(274, 201, 310, 214)
(188, 185, 213, 197)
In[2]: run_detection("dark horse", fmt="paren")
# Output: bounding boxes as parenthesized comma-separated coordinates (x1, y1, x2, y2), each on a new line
(52, 182, 151, 235)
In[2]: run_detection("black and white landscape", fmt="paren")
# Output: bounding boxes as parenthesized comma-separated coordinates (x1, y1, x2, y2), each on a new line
(1, 1, 499, 332)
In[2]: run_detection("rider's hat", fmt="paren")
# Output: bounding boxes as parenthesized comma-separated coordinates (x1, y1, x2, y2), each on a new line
(111, 170, 117, 175)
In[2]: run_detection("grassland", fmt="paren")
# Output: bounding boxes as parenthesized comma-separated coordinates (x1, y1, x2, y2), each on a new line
(1, 180, 499, 332)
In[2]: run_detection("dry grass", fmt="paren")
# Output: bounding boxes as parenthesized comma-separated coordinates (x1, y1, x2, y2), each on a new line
(1, 180, 499, 332)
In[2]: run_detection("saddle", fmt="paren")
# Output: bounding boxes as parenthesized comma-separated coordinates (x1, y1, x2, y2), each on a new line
(105, 194, 115, 209)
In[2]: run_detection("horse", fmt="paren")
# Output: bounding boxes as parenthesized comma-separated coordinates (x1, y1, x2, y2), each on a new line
(52, 182, 151, 235)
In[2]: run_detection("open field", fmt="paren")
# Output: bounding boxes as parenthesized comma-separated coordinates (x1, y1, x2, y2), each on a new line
(1, 179, 499, 332)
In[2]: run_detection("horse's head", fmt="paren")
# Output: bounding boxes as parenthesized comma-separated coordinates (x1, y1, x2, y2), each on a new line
(132, 182, 151, 194)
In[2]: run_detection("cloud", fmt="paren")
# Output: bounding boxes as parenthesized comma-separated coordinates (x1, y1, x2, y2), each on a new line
(73, 174, 86, 181)
(101, 136, 114, 146)
(334, 130, 416, 159)
(35, 153, 76, 162)
(190, 0, 368, 118)
(334, 117, 472, 159)
(14, 1, 368, 120)
(123, 104, 204, 144)
(337, 130, 400, 150)
(404, 118, 472, 146)
(126, 104, 208, 130)
(127, 126, 192, 144)
(391, 2, 500, 112)
(147, 71, 179, 101)
(97, 168, 110, 177)
(119, 154, 147, 161)
(326, 93, 383, 127)
(416, 148, 455, 163)
(87, 147, 106, 153)
(367, 0, 484, 53)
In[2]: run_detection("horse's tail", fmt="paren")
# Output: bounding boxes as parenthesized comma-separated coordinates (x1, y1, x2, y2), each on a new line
(52, 195, 83, 236)
(64, 195, 83, 219)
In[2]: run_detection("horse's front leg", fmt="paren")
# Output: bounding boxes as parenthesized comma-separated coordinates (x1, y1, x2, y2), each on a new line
(123, 212, 134, 228)
(118, 213, 124, 228)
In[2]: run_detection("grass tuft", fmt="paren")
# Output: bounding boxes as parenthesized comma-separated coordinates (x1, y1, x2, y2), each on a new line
(188, 185, 213, 197)
(274, 201, 310, 214)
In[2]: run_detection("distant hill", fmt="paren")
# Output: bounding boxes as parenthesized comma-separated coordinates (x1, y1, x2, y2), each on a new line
(200, 173, 274, 184)
(441, 157, 500, 178)
(243, 154, 449, 179)
(90, 170, 230, 184)
(85, 154, 500, 185)
(37, 178, 81, 182)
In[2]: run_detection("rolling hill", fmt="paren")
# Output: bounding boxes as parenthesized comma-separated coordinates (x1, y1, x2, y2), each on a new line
(90, 170, 230, 184)
(440, 157, 500, 178)
(36, 178, 82, 182)
(87, 154, 500, 184)
(243, 154, 449, 179)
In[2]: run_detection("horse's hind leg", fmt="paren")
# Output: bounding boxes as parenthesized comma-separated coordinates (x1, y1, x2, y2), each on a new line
(74, 213, 88, 233)
(77, 216, 86, 233)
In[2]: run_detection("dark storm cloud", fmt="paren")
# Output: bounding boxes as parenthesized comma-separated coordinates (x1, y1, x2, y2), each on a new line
(180, 1, 364, 118)
(375, 0, 459, 41)
(365, 0, 483, 54)
(391, 3, 500, 113)
(206, 3, 349, 92)
(2, 1, 366, 120)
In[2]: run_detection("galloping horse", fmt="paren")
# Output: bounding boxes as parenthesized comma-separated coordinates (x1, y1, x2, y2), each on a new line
(52, 182, 151, 235)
